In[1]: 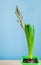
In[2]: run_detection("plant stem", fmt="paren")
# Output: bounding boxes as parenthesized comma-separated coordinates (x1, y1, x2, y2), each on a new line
(28, 46, 33, 59)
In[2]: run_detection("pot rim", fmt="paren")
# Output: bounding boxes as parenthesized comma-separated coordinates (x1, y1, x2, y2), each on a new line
(21, 56, 40, 64)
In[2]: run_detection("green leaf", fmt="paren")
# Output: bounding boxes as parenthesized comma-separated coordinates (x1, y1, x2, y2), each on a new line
(25, 24, 34, 59)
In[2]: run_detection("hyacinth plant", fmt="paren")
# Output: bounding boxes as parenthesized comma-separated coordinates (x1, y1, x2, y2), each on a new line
(15, 6, 34, 59)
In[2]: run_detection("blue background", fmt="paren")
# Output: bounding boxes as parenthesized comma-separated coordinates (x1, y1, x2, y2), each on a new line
(0, 0, 41, 60)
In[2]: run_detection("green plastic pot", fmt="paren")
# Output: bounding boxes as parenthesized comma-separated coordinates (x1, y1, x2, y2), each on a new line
(21, 56, 40, 65)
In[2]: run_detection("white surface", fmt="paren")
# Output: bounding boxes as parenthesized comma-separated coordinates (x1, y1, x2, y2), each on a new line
(0, 60, 21, 65)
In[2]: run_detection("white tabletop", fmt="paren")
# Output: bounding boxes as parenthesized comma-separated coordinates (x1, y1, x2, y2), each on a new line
(0, 60, 41, 65)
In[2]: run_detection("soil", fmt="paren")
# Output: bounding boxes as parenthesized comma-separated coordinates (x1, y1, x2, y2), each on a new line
(23, 58, 38, 63)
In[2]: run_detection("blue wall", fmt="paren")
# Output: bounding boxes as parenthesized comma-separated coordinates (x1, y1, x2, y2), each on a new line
(0, 0, 41, 60)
